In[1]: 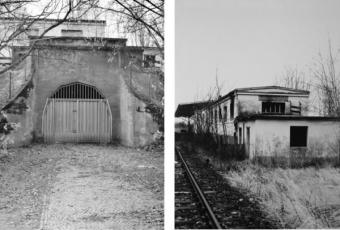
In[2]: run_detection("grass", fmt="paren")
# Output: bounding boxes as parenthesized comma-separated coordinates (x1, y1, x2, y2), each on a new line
(195, 148, 340, 228)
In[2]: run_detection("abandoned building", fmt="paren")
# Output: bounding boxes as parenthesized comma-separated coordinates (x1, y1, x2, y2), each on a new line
(0, 16, 163, 147)
(176, 86, 340, 160)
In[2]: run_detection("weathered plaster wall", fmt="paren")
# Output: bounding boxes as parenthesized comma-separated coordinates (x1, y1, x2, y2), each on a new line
(237, 94, 310, 116)
(119, 75, 158, 146)
(203, 92, 310, 138)
(28, 40, 159, 146)
(237, 120, 340, 159)
(32, 47, 122, 141)
(1, 54, 36, 147)
(3, 80, 36, 147)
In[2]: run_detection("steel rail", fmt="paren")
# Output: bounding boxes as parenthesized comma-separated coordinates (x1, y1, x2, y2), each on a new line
(175, 147, 223, 229)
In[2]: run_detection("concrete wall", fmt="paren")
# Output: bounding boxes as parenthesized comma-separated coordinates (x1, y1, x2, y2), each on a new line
(237, 119, 340, 159)
(237, 94, 310, 116)
(2, 79, 36, 147)
(6, 38, 160, 147)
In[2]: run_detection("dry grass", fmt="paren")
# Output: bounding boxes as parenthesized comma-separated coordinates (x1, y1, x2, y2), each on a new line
(196, 150, 340, 228)
(225, 163, 340, 228)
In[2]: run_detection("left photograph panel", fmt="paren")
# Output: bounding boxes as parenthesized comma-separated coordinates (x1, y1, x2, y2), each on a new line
(0, 0, 164, 229)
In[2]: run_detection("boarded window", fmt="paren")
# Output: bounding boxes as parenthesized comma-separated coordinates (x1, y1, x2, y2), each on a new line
(262, 102, 285, 114)
(290, 126, 308, 147)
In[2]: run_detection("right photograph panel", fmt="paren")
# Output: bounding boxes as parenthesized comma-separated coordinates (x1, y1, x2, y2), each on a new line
(175, 0, 340, 229)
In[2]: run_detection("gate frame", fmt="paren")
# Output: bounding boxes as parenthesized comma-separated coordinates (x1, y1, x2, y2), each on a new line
(42, 82, 113, 143)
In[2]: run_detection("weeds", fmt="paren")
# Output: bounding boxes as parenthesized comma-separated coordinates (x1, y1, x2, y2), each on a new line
(194, 147, 340, 228)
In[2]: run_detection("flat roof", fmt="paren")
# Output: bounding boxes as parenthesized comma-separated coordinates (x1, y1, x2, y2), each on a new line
(28, 36, 127, 42)
(216, 85, 309, 104)
(175, 101, 212, 117)
(0, 17, 106, 24)
(236, 114, 340, 122)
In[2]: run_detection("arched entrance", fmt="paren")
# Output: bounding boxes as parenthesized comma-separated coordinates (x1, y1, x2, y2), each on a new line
(42, 82, 112, 143)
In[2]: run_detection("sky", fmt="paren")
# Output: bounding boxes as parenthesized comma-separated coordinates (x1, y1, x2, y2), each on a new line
(175, 0, 340, 105)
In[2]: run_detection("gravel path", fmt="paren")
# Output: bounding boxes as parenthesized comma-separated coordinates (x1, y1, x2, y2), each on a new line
(0, 144, 163, 230)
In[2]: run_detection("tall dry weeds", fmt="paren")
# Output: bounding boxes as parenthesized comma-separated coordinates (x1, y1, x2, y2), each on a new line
(196, 149, 340, 228)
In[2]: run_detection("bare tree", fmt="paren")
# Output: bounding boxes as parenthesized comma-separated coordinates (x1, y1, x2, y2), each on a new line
(275, 66, 311, 91)
(89, 0, 164, 49)
(85, 0, 165, 127)
(0, 0, 93, 75)
(312, 41, 340, 116)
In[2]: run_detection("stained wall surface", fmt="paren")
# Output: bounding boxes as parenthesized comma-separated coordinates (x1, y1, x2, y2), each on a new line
(237, 119, 340, 159)
(5, 37, 160, 147)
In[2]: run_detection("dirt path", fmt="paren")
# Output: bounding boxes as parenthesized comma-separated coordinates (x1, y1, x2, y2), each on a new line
(0, 144, 163, 230)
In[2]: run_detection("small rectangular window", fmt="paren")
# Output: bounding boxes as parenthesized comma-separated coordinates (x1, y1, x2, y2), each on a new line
(218, 106, 222, 121)
(262, 102, 285, 114)
(143, 55, 156, 67)
(290, 126, 308, 147)
(230, 98, 234, 119)
(61, 29, 83, 36)
(25, 28, 39, 36)
(223, 106, 228, 121)
(238, 127, 242, 144)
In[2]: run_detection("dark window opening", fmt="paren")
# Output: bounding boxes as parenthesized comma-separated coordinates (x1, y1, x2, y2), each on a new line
(230, 98, 234, 119)
(51, 82, 104, 99)
(143, 55, 156, 68)
(290, 126, 308, 147)
(61, 29, 83, 36)
(224, 106, 228, 121)
(238, 127, 242, 144)
(218, 106, 222, 121)
(262, 102, 285, 114)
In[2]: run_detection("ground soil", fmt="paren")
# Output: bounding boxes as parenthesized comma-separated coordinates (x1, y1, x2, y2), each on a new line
(0, 144, 163, 230)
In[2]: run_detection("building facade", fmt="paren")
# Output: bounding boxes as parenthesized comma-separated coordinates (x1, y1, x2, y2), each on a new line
(2, 36, 162, 147)
(190, 86, 340, 161)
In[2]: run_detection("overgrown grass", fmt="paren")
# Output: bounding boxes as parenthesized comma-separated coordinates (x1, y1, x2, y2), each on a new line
(196, 149, 340, 228)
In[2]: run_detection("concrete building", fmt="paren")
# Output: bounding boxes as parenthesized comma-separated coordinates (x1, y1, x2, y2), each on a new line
(236, 115, 340, 161)
(2, 36, 162, 147)
(184, 86, 340, 161)
(0, 17, 106, 58)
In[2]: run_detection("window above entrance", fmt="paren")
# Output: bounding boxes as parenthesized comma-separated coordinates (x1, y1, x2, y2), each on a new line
(262, 102, 285, 114)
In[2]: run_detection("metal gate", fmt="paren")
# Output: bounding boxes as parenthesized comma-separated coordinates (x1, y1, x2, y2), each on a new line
(42, 82, 112, 143)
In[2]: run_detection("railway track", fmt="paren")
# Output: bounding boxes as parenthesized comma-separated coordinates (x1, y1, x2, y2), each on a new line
(175, 147, 222, 229)
(175, 143, 276, 229)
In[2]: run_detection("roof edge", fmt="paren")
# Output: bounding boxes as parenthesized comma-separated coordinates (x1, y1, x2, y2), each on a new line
(236, 114, 340, 122)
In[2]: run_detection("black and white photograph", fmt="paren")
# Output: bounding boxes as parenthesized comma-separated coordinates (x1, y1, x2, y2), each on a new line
(0, 0, 164, 229)
(175, 0, 340, 229)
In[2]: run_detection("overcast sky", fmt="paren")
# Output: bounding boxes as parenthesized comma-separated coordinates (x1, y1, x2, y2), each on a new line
(175, 0, 340, 105)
